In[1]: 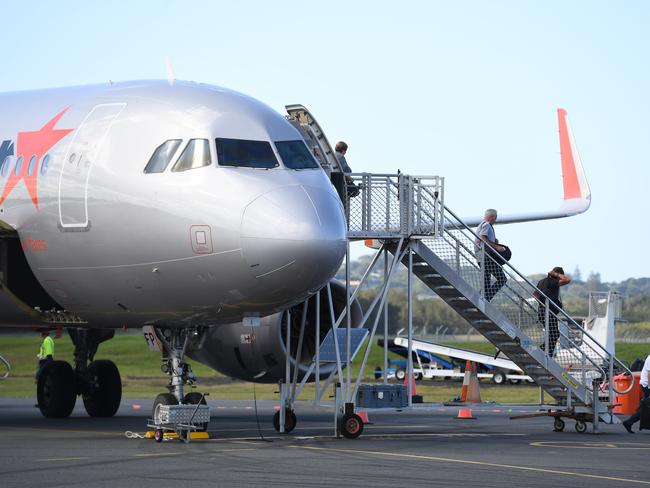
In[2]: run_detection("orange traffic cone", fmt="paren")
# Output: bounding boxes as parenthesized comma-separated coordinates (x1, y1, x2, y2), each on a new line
(459, 361, 482, 404)
(404, 370, 423, 403)
(404, 371, 417, 395)
(456, 407, 476, 419)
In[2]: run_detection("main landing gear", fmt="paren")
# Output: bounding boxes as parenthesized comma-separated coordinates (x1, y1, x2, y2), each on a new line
(151, 328, 209, 431)
(37, 329, 122, 418)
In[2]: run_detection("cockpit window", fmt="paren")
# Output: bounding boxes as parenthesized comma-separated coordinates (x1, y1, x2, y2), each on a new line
(144, 139, 181, 173)
(274, 140, 320, 170)
(215, 138, 278, 169)
(172, 139, 211, 172)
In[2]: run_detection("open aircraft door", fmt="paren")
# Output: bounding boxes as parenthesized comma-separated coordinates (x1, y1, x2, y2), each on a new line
(58, 103, 126, 230)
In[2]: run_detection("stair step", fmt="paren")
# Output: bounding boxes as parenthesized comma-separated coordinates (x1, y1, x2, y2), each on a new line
(447, 297, 469, 303)
(471, 319, 493, 325)
(419, 273, 442, 280)
(483, 331, 509, 338)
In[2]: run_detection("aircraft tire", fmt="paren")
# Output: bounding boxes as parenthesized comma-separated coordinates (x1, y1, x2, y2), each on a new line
(339, 413, 364, 439)
(83, 360, 122, 417)
(183, 392, 209, 431)
(37, 360, 77, 418)
(273, 409, 297, 433)
(152, 393, 178, 424)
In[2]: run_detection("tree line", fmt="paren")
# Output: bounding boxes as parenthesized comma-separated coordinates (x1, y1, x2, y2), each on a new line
(337, 257, 650, 336)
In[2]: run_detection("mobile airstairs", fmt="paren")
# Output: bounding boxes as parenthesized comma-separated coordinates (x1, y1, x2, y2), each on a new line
(282, 106, 633, 437)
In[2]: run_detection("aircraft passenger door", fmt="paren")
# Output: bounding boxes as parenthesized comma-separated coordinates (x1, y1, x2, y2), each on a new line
(58, 103, 126, 230)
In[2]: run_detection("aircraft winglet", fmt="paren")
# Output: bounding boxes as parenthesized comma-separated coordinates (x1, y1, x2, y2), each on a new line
(557, 107, 591, 214)
(462, 108, 591, 227)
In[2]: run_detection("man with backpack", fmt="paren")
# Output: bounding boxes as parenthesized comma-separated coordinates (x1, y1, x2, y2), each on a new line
(535, 267, 571, 356)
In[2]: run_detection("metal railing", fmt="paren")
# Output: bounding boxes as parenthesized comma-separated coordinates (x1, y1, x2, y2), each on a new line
(420, 205, 633, 400)
(345, 173, 444, 239)
(0, 354, 10, 380)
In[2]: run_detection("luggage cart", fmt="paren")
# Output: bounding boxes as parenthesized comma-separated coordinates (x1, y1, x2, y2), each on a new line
(147, 393, 210, 443)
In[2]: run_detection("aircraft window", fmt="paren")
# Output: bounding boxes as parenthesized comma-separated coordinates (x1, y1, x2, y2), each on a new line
(0, 156, 11, 177)
(27, 155, 37, 176)
(172, 139, 211, 172)
(216, 138, 278, 169)
(41, 154, 50, 175)
(143, 139, 182, 174)
(274, 140, 320, 170)
(14, 156, 23, 176)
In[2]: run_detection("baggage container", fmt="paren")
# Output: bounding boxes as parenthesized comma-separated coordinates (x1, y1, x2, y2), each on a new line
(356, 384, 408, 408)
(613, 372, 643, 415)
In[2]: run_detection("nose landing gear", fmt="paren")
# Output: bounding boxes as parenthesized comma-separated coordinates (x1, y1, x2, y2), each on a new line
(151, 328, 209, 430)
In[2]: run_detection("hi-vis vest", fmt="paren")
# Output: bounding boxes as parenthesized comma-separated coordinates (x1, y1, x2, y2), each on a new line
(38, 336, 54, 359)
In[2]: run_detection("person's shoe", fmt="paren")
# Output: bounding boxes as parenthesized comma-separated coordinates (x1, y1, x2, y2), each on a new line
(623, 421, 634, 434)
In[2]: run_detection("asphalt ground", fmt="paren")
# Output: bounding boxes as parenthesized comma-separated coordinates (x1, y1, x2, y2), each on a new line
(1, 397, 649, 488)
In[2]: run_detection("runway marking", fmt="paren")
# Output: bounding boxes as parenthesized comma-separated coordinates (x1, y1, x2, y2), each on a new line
(38, 457, 90, 462)
(290, 446, 650, 485)
(134, 453, 183, 458)
(218, 448, 258, 452)
(353, 432, 525, 439)
(531, 441, 650, 450)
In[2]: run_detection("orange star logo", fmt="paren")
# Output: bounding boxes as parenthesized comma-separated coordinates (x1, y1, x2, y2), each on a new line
(0, 107, 74, 209)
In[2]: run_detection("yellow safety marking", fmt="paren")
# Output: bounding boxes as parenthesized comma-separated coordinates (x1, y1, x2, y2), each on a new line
(148, 431, 210, 440)
(531, 441, 650, 450)
(561, 372, 579, 389)
(289, 446, 650, 485)
(37, 457, 90, 462)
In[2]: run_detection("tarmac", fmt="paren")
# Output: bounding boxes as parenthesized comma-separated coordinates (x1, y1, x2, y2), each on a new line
(1, 397, 649, 488)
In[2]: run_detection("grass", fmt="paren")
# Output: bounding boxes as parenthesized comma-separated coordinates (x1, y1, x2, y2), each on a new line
(0, 332, 645, 403)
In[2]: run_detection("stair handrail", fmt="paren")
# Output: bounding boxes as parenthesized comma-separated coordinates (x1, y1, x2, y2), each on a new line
(423, 229, 611, 387)
(440, 204, 634, 395)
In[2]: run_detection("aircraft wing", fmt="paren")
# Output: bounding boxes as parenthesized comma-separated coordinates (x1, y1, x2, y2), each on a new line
(462, 108, 591, 227)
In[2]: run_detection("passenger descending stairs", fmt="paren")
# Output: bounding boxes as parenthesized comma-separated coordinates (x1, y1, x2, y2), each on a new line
(382, 205, 632, 419)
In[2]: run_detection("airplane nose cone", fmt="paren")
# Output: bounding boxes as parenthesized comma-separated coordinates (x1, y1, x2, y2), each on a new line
(241, 185, 346, 302)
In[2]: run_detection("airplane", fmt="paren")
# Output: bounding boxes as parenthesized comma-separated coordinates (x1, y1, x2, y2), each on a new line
(0, 79, 589, 426)
(0, 80, 359, 420)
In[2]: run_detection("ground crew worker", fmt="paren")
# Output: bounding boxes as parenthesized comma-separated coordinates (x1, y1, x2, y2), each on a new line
(35, 330, 54, 382)
(623, 352, 650, 433)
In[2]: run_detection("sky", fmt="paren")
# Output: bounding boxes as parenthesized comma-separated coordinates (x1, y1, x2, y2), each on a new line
(1, 1, 648, 282)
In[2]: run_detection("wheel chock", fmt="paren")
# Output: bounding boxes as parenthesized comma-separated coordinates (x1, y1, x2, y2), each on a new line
(144, 431, 210, 440)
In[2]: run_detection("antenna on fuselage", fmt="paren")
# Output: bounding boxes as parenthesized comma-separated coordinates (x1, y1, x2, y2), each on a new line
(165, 56, 176, 86)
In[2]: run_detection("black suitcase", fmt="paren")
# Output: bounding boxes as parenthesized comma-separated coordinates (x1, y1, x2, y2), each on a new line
(639, 397, 650, 431)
